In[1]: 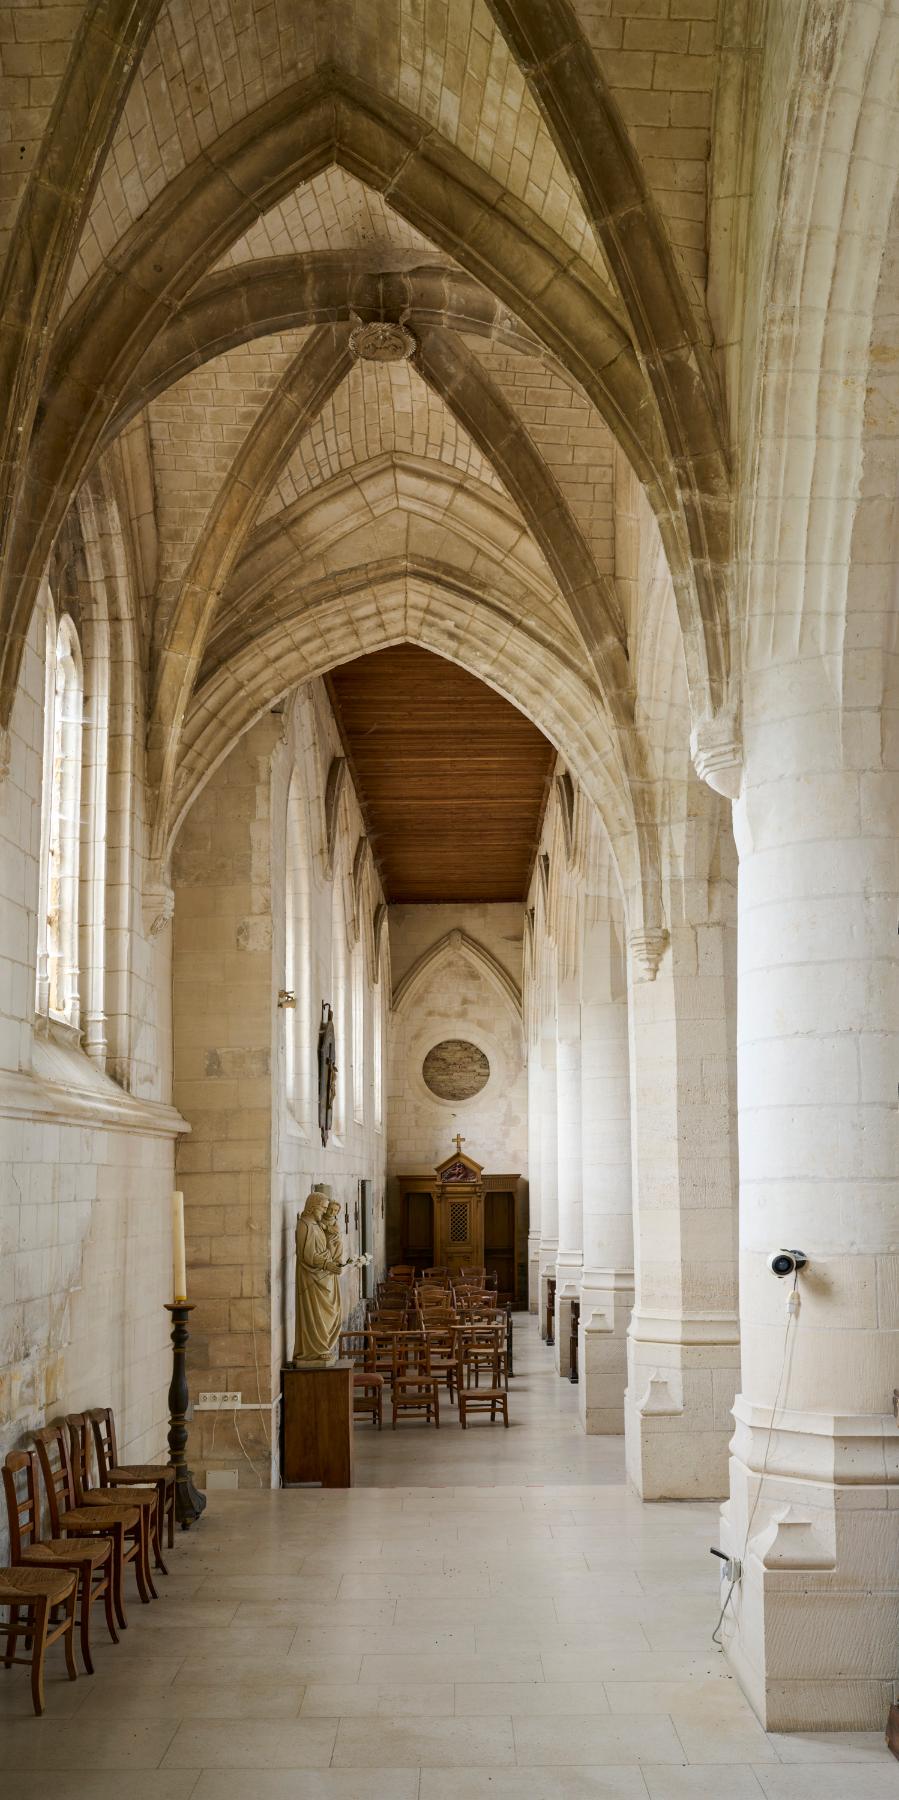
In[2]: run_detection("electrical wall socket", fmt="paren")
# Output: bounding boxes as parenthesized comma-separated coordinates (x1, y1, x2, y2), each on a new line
(197, 1391, 241, 1409)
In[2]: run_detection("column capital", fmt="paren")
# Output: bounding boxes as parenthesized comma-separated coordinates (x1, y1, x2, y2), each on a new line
(628, 928, 668, 981)
(690, 709, 742, 799)
(143, 861, 175, 938)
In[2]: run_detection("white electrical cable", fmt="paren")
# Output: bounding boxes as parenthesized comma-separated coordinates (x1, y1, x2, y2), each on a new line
(712, 1270, 801, 1650)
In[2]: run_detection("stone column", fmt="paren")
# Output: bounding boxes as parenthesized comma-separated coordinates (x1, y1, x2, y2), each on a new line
(579, 908, 633, 1432)
(538, 1023, 558, 1338)
(720, 700, 899, 1729)
(553, 993, 583, 1373)
(527, 1034, 542, 1313)
(624, 799, 740, 1499)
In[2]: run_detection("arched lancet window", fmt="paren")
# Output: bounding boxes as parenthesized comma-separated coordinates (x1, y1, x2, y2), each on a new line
(284, 770, 312, 1132)
(330, 867, 348, 1142)
(36, 609, 83, 1027)
(352, 937, 365, 1126)
(372, 971, 384, 1133)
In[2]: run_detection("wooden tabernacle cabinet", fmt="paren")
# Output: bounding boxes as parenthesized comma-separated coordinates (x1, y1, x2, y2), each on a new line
(397, 1146, 523, 1303)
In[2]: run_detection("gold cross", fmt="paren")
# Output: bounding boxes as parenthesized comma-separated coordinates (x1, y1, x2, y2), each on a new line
(453, 1133, 465, 1155)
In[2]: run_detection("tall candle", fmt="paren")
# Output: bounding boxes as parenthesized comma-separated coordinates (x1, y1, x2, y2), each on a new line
(172, 1190, 187, 1301)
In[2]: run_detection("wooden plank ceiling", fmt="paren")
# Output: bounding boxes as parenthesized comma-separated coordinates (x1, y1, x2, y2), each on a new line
(325, 646, 555, 903)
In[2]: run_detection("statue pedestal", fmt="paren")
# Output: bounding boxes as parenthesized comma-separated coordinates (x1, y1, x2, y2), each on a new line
(280, 1361, 354, 1488)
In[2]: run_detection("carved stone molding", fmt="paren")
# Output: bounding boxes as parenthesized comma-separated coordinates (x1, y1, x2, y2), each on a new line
(628, 927, 669, 981)
(143, 871, 174, 938)
(349, 320, 416, 363)
(690, 710, 743, 799)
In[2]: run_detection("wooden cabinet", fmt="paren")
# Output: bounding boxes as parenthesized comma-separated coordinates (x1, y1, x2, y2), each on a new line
(396, 1146, 523, 1303)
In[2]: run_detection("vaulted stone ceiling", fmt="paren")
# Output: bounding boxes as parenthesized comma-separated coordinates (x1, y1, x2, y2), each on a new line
(0, 0, 737, 893)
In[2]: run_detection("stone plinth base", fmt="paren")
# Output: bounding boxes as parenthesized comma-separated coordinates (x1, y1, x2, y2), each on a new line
(624, 1311, 739, 1499)
(719, 1397, 899, 1729)
(578, 1271, 634, 1434)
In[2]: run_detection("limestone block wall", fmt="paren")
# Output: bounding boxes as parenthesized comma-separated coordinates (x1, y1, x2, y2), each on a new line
(269, 687, 388, 1385)
(386, 903, 528, 1262)
(172, 715, 281, 1490)
(172, 683, 388, 1488)
(0, 575, 181, 1562)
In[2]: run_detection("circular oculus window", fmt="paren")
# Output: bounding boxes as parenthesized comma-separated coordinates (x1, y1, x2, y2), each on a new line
(422, 1039, 490, 1102)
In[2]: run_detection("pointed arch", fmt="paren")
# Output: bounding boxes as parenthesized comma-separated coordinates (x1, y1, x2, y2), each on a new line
(392, 929, 522, 1026)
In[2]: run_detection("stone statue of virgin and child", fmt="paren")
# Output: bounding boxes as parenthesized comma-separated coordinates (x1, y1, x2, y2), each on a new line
(291, 1183, 371, 1365)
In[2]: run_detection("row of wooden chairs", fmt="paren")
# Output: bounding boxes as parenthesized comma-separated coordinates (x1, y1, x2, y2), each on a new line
(1, 1408, 174, 1714)
(340, 1320, 510, 1429)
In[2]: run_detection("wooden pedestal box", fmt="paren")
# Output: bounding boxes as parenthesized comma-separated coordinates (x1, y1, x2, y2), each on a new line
(280, 1361, 354, 1488)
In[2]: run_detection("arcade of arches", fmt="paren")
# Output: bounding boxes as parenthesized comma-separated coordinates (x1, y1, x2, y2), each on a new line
(0, 0, 897, 1770)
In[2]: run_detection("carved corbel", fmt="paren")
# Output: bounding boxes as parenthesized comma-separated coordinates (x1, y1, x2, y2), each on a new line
(690, 709, 743, 799)
(142, 864, 174, 938)
(753, 1505, 835, 1571)
(637, 1372, 683, 1417)
(628, 927, 669, 982)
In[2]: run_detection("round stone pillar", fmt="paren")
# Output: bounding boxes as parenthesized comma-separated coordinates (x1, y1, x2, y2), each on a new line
(554, 996, 583, 1373)
(722, 704, 899, 1729)
(538, 1024, 558, 1337)
(579, 911, 633, 1433)
(527, 1035, 542, 1313)
(624, 795, 740, 1500)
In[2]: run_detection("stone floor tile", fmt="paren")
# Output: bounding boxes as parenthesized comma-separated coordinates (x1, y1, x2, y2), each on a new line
(454, 1680, 611, 1715)
(160, 1718, 338, 1768)
(191, 1774, 420, 1800)
(420, 1771, 651, 1798)
(75, 1677, 306, 1720)
(604, 1679, 748, 1719)
(0, 1719, 179, 1770)
(300, 1681, 455, 1714)
(358, 1651, 545, 1683)
(513, 1714, 684, 1765)
(754, 1765, 899, 1797)
(332, 1715, 516, 1765)
(13, 1780, 201, 1800)
(642, 1771, 766, 1799)
(672, 1717, 779, 1763)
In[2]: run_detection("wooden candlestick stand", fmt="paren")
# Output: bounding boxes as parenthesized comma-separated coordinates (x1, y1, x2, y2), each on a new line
(165, 1302, 207, 1529)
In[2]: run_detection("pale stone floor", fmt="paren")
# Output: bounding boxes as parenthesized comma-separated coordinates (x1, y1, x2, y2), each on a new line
(1, 1320, 895, 1796)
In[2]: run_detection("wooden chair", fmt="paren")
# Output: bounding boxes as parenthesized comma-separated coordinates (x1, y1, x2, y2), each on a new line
(32, 1423, 145, 1630)
(0, 1565, 78, 1714)
(457, 1337, 509, 1428)
(423, 1325, 458, 1401)
(339, 1331, 384, 1429)
(3, 1449, 117, 1675)
(66, 1415, 159, 1605)
(392, 1335, 440, 1429)
(88, 1407, 175, 1568)
(463, 1323, 508, 1388)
